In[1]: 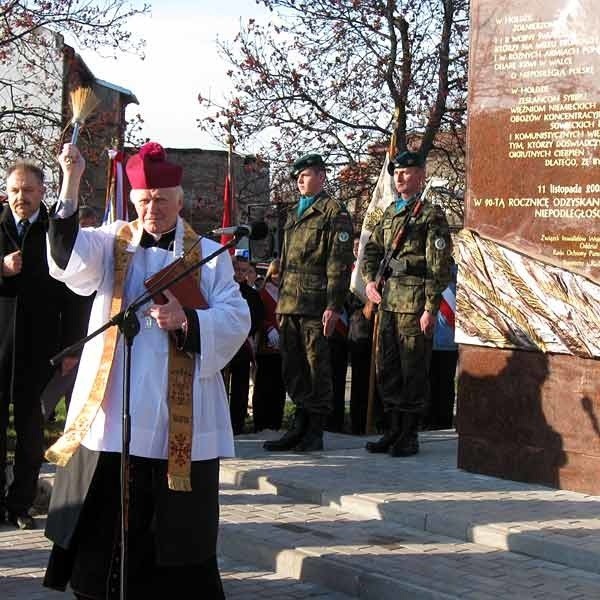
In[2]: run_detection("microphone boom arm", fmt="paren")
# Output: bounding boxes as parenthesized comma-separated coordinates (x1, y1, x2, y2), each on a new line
(49, 232, 243, 366)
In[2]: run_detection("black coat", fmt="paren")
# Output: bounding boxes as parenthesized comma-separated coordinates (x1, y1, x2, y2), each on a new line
(0, 203, 87, 397)
(239, 280, 265, 337)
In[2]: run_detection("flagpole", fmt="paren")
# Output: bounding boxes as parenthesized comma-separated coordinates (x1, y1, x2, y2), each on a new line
(104, 150, 113, 224)
(223, 123, 236, 396)
(220, 124, 236, 252)
(226, 121, 236, 226)
(362, 108, 401, 435)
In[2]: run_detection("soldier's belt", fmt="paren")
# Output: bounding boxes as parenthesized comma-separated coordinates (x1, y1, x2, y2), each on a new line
(388, 257, 426, 277)
(284, 266, 325, 275)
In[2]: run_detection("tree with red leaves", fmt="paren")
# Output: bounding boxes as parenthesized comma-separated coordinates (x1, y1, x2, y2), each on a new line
(199, 0, 468, 221)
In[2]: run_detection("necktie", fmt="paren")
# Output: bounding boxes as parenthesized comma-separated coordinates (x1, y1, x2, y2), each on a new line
(19, 219, 30, 241)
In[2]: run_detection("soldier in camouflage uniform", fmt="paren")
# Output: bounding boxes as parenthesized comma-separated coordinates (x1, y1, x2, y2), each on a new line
(362, 151, 452, 457)
(263, 153, 354, 452)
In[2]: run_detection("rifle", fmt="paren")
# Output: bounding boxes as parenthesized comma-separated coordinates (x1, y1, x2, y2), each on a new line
(363, 196, 423, 434)
(362, 196, 424, 321)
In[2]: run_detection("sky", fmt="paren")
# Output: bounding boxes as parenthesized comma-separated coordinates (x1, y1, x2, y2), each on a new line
(74, 1, 270, 151)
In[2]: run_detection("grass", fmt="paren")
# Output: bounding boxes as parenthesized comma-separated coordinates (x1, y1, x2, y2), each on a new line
(6, 398, 67, 455)
(44, 399, 68, 446)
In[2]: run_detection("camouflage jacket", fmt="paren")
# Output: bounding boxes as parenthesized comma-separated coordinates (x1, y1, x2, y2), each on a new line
(277, 192, 354, 317)
(362, 197, 452, 315)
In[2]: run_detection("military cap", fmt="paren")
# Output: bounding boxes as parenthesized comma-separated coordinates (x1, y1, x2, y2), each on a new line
(290, 153, 326, 179)
(387, 150, 425, 175)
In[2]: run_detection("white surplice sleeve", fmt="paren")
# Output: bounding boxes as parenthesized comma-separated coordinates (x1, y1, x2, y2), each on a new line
(47, 222, 123, 296)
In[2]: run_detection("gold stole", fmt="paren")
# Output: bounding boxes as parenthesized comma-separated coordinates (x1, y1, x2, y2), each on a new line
(46, 219, 202, 492)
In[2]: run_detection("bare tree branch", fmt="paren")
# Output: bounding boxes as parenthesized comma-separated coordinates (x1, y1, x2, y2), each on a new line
(0, 0, 147, 178)
(199, 0, 468, 218)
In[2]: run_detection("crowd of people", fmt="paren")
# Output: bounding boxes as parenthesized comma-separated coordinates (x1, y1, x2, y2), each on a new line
(0, 140, 457, 598)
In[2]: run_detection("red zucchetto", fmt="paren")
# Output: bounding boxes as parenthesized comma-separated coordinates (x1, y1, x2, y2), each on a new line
(125, 141, 183, 189)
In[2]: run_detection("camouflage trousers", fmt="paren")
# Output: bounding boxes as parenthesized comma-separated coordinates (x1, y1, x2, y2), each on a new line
(375, 310, 432, 414)
(280, 315, 333, 416)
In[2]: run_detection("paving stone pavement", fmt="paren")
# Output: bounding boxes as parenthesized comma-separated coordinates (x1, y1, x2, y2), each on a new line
(225, 430, 600, 575)
(5, 429, 600, 598)
(0, 515, 352, 599)
(218, 483, 600, 599)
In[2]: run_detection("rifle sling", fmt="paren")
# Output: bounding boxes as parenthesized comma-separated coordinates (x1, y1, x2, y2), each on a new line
(376, 198, 424, 290)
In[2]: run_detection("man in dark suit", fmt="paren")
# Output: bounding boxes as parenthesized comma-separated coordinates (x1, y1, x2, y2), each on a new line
(0, 161, 80, 529)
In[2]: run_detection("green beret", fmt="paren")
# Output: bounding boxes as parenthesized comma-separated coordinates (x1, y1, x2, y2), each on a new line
(387, 151, 425, 175)
(290, 153, 326, 179)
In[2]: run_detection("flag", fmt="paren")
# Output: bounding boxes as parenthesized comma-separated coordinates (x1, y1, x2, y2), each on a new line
(439, 285, 456, 329)
(102, 148, 127, 225)
(220, 174, 235, 254)
(349, 155, 396, 301)
(334, 307, 350, 338)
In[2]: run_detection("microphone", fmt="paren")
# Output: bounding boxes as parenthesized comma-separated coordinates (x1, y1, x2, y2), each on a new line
(211, 221, 269, 240)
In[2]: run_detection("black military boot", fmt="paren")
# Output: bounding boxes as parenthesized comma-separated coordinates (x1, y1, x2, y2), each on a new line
(365, 411, 402, 453)
(263, 408, 308, 451)
(389, 412, 420, 457)
(294, 413, 326, 452)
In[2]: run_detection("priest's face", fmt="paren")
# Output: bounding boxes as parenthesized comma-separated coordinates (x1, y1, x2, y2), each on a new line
(131, 186, 183, 234)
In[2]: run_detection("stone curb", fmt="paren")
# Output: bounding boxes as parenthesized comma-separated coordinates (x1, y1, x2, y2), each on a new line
(36, 446, 600, 578)
(218, 527, 461, 600)
(220, 462, 600, 576)
(36, 468, 459, 599)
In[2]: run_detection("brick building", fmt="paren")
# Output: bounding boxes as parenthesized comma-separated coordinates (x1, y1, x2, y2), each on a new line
(161, 148, 269, 234)
(115, 147, 274, 257)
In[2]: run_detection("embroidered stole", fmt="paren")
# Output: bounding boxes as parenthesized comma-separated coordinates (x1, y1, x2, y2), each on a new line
(45, 219, 202, 492)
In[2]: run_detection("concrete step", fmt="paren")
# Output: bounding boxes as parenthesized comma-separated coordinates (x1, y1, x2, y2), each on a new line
(218, 482, 600, 600)
(224, 431, 600, 576)
(33, 429, 600, 595)
(220, 555, 355, 600)
(0, 515, 354, 599)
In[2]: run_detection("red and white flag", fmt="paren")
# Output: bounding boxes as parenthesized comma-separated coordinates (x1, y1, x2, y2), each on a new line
(439, 285, 456, 329)
(102, 149, 127, 224)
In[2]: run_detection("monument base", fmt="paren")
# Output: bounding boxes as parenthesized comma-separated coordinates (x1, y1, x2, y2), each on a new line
(457, 345, 600, 495)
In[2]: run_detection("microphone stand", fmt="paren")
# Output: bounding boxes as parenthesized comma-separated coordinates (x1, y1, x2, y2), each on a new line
(49, 232, 243, 600)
